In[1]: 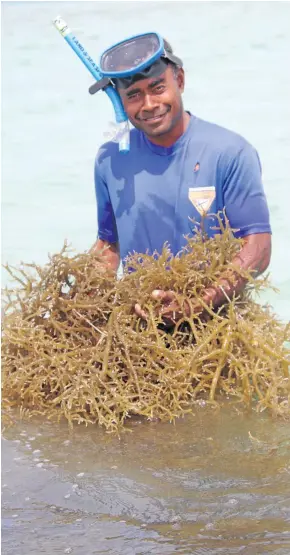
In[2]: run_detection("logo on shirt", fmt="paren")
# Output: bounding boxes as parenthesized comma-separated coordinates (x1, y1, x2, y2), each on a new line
(188, 187, 216, 216)
(194, 162, 200, 173)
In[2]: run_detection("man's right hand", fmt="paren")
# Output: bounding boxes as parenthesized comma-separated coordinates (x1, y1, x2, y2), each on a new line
(90, 239, 120, 273)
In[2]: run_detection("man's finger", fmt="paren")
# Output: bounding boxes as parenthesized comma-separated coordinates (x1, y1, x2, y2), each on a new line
(134, 303, 148, 320)
(152, 289, 174, 302)
(159, 303, 181, 323)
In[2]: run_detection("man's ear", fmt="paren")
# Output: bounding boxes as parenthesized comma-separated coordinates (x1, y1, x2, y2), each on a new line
(176, 67, 185, 93)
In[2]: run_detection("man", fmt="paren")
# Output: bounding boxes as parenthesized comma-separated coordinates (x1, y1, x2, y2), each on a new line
(92, 33, 271, 325)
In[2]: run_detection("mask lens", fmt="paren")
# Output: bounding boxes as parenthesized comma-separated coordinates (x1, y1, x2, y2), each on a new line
(100, 33, 161, 74)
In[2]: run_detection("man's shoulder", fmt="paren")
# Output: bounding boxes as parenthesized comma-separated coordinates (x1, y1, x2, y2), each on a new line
(95, 127, 141, 167)
(193, 116, 252, 155)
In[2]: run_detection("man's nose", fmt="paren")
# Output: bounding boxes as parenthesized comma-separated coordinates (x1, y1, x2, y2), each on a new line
(142, 93, 158, 112)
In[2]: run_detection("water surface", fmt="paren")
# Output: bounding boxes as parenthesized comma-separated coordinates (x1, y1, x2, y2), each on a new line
(3, 406, 290, 554)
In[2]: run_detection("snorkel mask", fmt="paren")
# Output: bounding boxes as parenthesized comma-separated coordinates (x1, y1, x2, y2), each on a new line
(90, 32, 183, 93)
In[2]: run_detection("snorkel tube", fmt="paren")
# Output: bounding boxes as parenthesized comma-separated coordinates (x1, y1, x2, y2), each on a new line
(53, 16, 130, 153)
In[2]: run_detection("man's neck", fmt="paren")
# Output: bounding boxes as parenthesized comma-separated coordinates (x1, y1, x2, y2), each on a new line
(145, 111, 191, 147)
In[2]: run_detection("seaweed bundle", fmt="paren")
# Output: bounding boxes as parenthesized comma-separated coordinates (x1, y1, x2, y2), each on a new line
(2, 226, 290, 432)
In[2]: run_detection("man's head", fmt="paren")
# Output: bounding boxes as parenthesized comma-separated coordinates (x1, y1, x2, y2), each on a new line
(114, 39, 186, 140)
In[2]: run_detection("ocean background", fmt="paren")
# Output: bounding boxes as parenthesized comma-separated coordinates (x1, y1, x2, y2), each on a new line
(2, 2, 290, 554)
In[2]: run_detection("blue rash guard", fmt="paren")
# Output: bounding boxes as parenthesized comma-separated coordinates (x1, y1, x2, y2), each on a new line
(94, 113, 271, 264)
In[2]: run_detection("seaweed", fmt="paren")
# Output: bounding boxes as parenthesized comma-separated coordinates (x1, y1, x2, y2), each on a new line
(2, 226, 290, 432)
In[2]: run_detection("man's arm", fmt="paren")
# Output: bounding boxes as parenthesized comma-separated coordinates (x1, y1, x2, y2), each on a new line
(93, 152, 120, 273)
(90, 239, 120, 273)
(202, 141, 272, 307)
(202, 232, 271, 309)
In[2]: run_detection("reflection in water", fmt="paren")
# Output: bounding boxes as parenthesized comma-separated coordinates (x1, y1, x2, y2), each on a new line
(2, 406, 290, 554)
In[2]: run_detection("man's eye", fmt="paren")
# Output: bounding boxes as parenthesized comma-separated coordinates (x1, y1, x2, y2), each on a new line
(154, 85, 165, 93)
(127, 93, 139, 101)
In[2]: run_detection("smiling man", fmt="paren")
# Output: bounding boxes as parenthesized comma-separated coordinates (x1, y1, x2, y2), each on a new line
(91, 33, 271, 325)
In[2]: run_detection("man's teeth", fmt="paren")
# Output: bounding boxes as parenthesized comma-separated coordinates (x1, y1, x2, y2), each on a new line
(145, 114, 164, 121)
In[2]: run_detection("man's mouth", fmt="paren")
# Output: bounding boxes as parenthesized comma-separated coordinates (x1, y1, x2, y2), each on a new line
(138, 108, 170, 123)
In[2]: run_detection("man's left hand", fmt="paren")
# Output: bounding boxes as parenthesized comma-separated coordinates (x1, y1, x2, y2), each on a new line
(135, 290, 199, 326)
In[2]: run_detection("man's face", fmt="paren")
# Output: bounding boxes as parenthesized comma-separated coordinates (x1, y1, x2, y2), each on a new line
(118, 65, 185, 138)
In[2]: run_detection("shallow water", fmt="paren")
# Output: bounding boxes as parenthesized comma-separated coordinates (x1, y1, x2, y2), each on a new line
(2, 406, 290, 555)
(2, 1, 290, 554)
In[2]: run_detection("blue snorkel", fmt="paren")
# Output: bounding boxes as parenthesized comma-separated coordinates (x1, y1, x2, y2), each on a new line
(53, 16, 130, 153)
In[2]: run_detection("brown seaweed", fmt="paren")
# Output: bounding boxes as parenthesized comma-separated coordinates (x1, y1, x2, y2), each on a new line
(2, 227, 290, 432)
